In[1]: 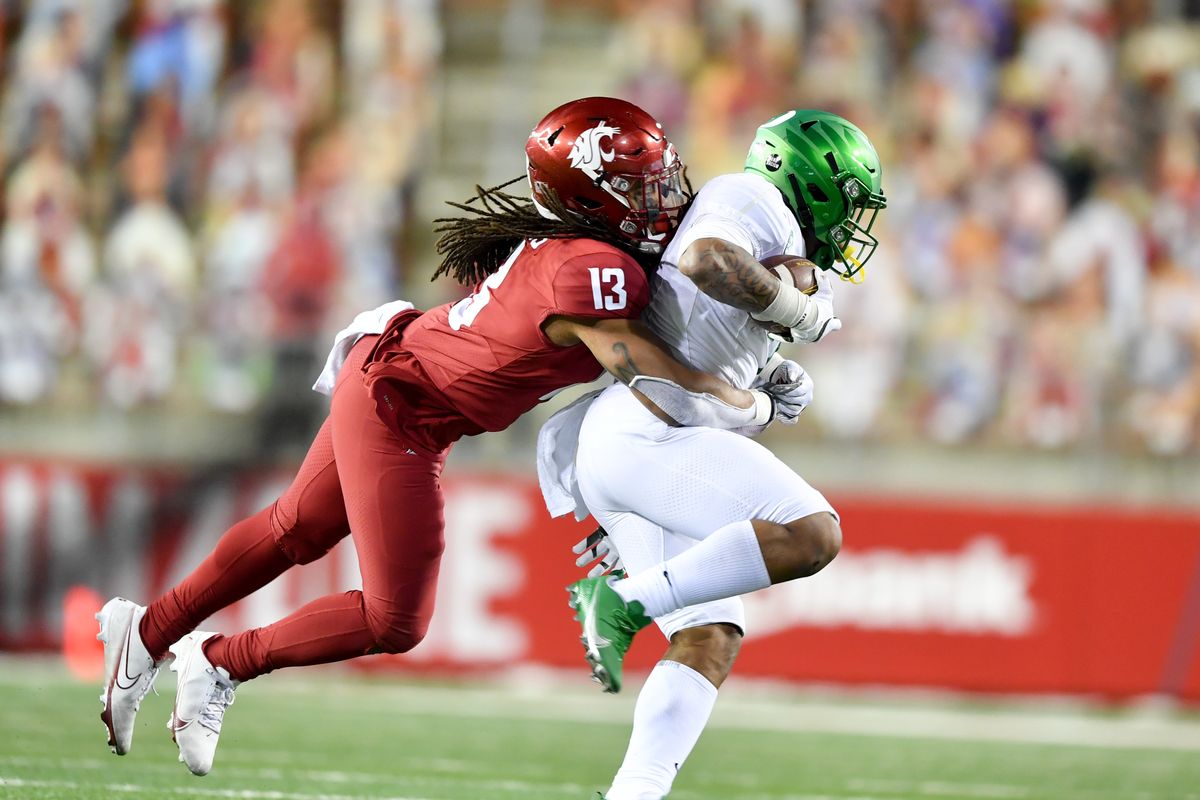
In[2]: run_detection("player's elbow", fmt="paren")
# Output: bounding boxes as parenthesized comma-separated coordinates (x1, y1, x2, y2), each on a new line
(782, 512, 841, 579)
(677, 239, 720, 285)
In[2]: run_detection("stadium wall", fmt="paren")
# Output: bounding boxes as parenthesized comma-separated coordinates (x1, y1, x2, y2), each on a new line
(1, 459, 1198, 702)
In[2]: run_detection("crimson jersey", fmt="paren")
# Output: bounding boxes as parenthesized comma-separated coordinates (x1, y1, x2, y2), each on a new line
(363, 238, 650, 452)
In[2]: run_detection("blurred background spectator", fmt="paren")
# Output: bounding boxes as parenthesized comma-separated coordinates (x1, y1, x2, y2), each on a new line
(0, 0, 1198, 474)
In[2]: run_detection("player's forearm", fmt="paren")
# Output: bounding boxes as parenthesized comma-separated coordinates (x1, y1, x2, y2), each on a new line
(678, 238, 780, 314)
(565, 317, 763, 426)
(605, 339, 775, 429)
(672, 366, 756, 410)
(603, 337, 754, 410)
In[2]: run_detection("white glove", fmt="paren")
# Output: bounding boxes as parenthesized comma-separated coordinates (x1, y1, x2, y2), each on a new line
(759, 358, 813, 424)
(789, 269, 841, 343)
(572, 527, 623, 578)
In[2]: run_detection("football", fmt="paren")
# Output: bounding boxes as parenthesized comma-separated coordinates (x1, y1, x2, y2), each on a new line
(760, 254, 820, 296)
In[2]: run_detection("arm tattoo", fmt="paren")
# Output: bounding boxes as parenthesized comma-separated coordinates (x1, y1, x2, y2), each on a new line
(610, 342, 641, 384)
(681, 239, 778, 313)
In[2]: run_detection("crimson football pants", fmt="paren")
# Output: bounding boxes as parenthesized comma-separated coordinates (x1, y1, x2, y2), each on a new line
(139, 336, 447, 681)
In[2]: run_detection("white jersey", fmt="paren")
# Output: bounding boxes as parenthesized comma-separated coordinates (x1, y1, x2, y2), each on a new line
(644, 172, 805, 389)
(536, 173, 809, 521)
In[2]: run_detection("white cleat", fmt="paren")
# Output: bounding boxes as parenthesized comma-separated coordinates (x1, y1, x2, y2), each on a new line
(96, 597, 163, 755)
(167, 631, 238, 776)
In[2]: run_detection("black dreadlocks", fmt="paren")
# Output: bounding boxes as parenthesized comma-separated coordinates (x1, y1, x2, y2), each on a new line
(432, 177, 664, 286)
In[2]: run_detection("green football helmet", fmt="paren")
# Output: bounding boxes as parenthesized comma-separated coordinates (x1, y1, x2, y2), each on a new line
(745, 109, 886, 281)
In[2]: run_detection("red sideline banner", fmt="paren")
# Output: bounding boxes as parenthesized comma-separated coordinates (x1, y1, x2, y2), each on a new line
(1, 461, 1199, 700)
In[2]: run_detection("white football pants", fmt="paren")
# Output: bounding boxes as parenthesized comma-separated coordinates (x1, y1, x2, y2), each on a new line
(575, 383, 836, 639)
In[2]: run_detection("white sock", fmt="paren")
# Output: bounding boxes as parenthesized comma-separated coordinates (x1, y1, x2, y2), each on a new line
(606, 660, 719, 800)
(612, 520, 769, 618)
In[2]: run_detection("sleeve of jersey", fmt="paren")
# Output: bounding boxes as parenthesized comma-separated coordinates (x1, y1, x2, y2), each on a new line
(549, 252, 651, 319)
(669, 210, 762, 260)
(668, 174, 800, 262)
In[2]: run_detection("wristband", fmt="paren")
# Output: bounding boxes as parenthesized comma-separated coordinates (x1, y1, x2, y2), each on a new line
(750, 389, 774, 425)
(750, 266, 811, 328)
(758, 350, 787, 382)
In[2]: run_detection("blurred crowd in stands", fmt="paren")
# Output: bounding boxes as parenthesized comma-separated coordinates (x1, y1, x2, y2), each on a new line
(613, 0, 1200, 455)
(0, 0, 438, 415)
(1, 0, 1198, 457)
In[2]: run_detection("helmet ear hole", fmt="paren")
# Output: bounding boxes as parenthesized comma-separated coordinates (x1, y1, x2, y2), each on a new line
(573, 196, 603, 210)
(806, 183, 829, 203)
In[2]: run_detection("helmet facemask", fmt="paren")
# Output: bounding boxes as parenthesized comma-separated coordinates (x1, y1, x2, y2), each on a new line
(825, 173, 886, 282)
(611, 159, 689, 253)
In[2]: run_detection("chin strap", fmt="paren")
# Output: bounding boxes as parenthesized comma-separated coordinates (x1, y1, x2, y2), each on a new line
(839, 246, 867, 284)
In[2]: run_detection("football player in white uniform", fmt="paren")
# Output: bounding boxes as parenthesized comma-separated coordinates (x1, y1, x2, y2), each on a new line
(543, 110, 886, 800)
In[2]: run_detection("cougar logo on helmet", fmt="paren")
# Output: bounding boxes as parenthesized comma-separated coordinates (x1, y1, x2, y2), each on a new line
(526, 97, 688, 253)
(569, 123, 620, 179)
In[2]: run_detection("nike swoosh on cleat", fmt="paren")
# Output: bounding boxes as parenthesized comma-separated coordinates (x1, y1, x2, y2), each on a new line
(113, 618, 142, 691)
(169, 653, 190, 738)
(580, 599, 612, 653)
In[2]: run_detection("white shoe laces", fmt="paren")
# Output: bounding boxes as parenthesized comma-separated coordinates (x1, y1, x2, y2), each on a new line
(197, 669, 236, 734)
(135, 665, 161, 707)
(101, 664, 159, 709)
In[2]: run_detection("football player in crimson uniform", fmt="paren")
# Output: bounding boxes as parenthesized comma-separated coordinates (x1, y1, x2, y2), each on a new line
(94, 97, 811, 776)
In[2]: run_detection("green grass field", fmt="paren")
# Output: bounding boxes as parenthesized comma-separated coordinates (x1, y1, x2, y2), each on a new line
(1, 659, 1198, 800)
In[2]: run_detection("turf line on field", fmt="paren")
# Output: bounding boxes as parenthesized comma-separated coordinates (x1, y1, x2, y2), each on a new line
(0, 758, 1191, 800)
(253, 681, 1200, 753)
(847, 778, 1028, 798)
(0, 777, 435, 800)
(0, 757, 594, 798)
(0, 776, 901, 800)
(0, 755, 482, 782)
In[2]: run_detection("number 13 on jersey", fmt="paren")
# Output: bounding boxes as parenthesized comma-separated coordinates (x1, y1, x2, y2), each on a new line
(448, 241, 631, 332)
(589, 267, 626, 311)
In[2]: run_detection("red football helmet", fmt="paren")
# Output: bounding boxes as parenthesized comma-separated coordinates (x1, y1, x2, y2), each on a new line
(526, 97, 688, 254)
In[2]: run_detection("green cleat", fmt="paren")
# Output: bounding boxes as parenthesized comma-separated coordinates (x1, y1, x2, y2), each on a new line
(567, 576, 652, 694)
